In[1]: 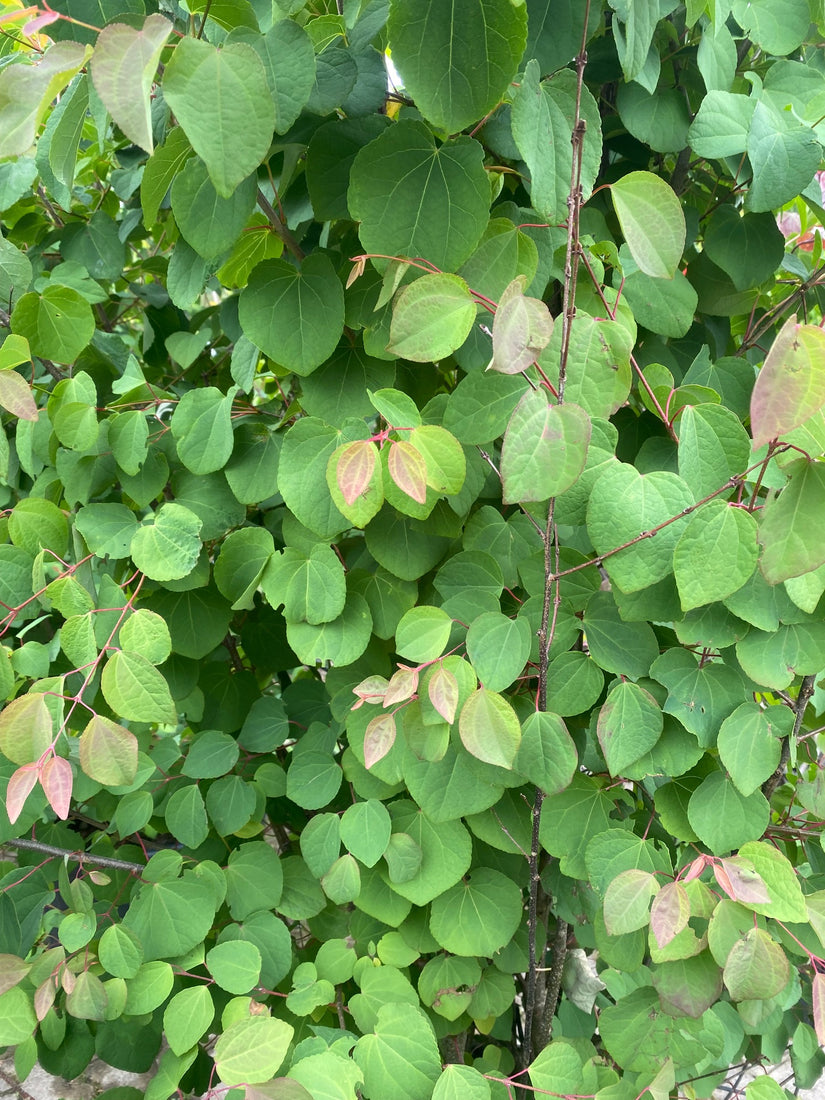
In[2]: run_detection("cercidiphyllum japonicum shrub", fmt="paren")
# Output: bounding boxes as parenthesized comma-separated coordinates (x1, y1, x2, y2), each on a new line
(2, 1, 825, 1098)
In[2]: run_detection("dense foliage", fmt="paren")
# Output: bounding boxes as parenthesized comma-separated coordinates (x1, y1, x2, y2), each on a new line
(2, 0, 825, 1097)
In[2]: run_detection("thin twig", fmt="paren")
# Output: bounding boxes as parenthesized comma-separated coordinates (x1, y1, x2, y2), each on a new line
(4, 836, 144, 873)
(762, 675, 816, 799)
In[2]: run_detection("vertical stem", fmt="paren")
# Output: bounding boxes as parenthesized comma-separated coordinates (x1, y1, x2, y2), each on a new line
(523, 2, 592, 1069)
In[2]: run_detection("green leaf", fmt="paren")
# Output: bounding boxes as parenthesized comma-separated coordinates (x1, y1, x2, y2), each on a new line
(224, 841, 283, 919)
(443, 371, 526, 445)
(610, 171, 686, 278)
(0, 234, 32, 307)
(703, 206, 785, 291)
(603, 869, 659, 935)
(130, 503, 202, 583)
(514, 711, 577, 795)
(717, 703, 786, 797)
(340, 799, 392, 867)
(745, 102, 820, 213)
(354, 1004, 441, 1100)
(466, 612, 531, 693)
(349, 121, 490, 272)
(459, 686, 521, 769)
(286, 592, 372, 668)
(737, 840, 808, 922)
(730, 0, 811, 55)
(214, 526, 274, 610)
(750, 318, 825, 448)
(0, 40, 88, 159)
(0, 693, 53, 766)
(387, 0, 526, 133)
(89, 15, 171, 154)
(616, 82, 690, 153)
(545, 650, 605, 717)
(261, 545, 346, 626)
(650, 648, 747, 746)
(164, 784, 209, 849)
(170, 155, 257, 261)
(736, 621, 825, 690)
(429, 868, 522, 957)
(511, 62, 603, 224)
(688, 89, 754, 159)
(395, 606, 452, 663)
(723, 927, 790, 1001)
(387, 273, 476, 361)
(214, 1017, 293, 1085)
(581, 591, 659, 680)
(98, 924, 144, 980)
(101, 651, 176, 726)
(11, 285, 94, 363)
(673, 502, 759, 610)
(539, 312, 633, 417)
(206, 774, 257, 834)
(597, 680, 663, 776)
(759, 458, 825, 584)
(123, 877, 217, 961)
(675, 403, 751, 500)
(501, 392, 590, 505)
(163, 986, 214, 1057)
(433, 1064, 491, 1100)
(206, 940, 262, 994)
(529, 1041, 585, 1098)
(239, 254, 345, 376)
(687, 772, 769, 855)
(162, 38, 274, 198)
(78, 715, 138, 787)
(587, 464, 694, 592)
(228, 22, 316, 134)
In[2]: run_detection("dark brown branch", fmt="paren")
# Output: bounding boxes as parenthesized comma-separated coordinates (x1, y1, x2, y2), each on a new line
(534, 918, 569, 1053)
(762, 675, 816, 800)
(256, 189, 305, 262)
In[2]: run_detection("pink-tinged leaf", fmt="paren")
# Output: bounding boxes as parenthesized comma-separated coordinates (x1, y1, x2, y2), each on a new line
(0, 369, 38, 420)
(22, 10, 60, 35)
(6, 765, 38, 825)
(458, 686, 521, 769)
(364, 713, 396, 769)
(650, 881, 690, 949)
(89, 15, 173, 154)
(428, 665, 459, 724)
(351, 675, 389, 710)
(61, 967, 76, 994)
(40, 756, 72, 820)
(716, 857, 771, 904)
(0, 693, 53, 765)
(383, 667, 418, 708)
(603, 869, 660, 936)
(88, 870, 111, 886)
(0, 7, 37, 27)
(490, 276, 554, 375)
(387, 440, 428, 504)
(334, 440, 378, 505)
(0, 954, 30, 995)
(78, 714, 138, 786)
(681, 856, 708, 884)
(750, 316, 825, 447)
(814, 972, 825, 1047)
(34, 978, 56, 1022)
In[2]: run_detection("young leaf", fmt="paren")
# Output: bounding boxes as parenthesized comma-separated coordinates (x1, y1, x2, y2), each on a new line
(387, 441, 428, 504)
(78, 715, 138, 787)
(427, 665, 459, 725)
(650, 881, 690, 949)
(39, 756, 72, 820)
(364, 713, 397, 769)
(0, 693, 53, 765)
(500, 391, 591, 504)
(603, 869, 660, 935)
(331, 440, 379, 506)
(750, 317, 825, 447)
(6, 765, 38, 825)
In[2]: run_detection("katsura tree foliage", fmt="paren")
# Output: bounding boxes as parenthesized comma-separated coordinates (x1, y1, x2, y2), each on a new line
(3, 2, 825, 1100)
